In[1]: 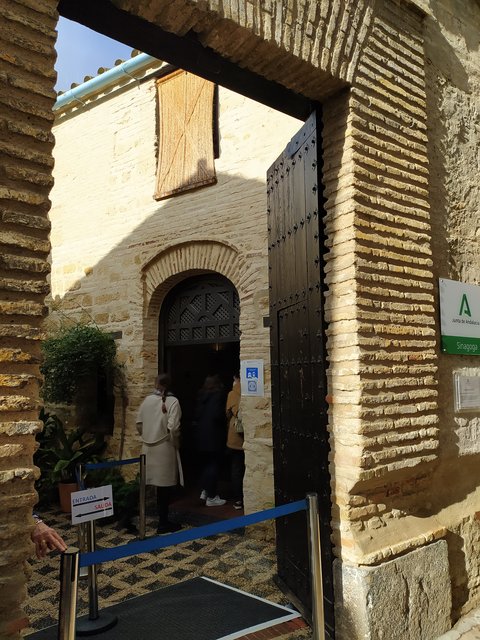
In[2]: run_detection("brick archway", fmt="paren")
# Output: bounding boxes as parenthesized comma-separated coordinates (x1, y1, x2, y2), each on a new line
(141, 239, 243, 391)
(142, 239, 241, 319)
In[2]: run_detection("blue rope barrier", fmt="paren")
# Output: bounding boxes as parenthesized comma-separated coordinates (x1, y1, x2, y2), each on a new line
(85, 458, 141, 470)
(79, 499, 307, 568)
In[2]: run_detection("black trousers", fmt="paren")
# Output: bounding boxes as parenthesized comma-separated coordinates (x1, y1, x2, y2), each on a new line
(199, 451, 223, 499)
(229, 449, 245, 502)
(156, 486, 172, 525)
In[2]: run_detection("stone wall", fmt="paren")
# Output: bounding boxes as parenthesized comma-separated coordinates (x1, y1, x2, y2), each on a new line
(0, 0, 58, 635)
(424, 0, 480, 619)
(49, 75, 301, 513)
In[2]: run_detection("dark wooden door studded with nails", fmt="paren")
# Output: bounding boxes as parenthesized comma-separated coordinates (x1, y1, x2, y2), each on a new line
(267, 111, 334, 638)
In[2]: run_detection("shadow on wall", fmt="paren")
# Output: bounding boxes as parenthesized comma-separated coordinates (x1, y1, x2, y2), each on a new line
(423, 5, 479, 617)
(46, 166, 274, 450)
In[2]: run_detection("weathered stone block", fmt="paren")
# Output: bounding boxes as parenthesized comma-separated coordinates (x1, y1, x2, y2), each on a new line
(334, 541, 451, 640)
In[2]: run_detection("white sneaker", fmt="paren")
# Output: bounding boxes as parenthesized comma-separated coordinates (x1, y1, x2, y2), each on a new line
(200, 490, 207, 501)
(206, 495, 226, 507)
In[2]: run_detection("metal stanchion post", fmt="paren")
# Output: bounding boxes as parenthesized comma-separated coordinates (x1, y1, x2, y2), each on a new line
(86, 521, 99, 621)
(58, 547, 79, 640)
(76, 518, 117, 635)
(77, 523, 88, 579)
(307, 492, 325, 640)
(75, 463, 88, 578)
(76, 464, 88, 579)
(139, 454, 146, 540)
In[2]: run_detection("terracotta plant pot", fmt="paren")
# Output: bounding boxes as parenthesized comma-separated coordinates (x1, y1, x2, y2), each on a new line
(58, 481, 78, 513)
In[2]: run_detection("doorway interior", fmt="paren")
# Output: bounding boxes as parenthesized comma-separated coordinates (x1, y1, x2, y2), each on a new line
(160, 274, 240, 494)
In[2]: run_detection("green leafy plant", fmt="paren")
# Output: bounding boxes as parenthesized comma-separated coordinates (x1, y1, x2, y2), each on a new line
(35, 410, 107, 492)
(40, 322, 117, 405)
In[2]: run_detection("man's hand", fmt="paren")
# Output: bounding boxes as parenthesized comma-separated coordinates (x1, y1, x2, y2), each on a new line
(31, 521, 67, 558)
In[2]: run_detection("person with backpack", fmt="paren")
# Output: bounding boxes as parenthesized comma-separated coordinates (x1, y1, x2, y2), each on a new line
(226, 373, 244, 510)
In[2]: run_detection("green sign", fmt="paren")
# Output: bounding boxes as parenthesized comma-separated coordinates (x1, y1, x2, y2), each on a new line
(441, 335, 480, 355)
(439, 279, 480, 355)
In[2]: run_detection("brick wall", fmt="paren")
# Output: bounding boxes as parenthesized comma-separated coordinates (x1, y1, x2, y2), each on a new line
(0, 0, 57, 635)
(323, 1, 438, 561)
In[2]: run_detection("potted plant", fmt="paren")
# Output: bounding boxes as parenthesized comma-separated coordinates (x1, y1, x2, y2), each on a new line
(40, 321, 119, 433)
(35, 410, 107, 512)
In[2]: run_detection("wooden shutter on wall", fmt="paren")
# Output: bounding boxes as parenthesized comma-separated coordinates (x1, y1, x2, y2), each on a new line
(155, 70, 217, 200)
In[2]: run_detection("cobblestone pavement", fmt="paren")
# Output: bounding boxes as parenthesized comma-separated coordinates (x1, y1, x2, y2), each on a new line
(24, 506, 311, 639)
(29, 504, 480, 640)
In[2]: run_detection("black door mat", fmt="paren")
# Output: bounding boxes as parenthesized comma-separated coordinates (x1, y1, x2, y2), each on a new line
(27, 576, 301, 640)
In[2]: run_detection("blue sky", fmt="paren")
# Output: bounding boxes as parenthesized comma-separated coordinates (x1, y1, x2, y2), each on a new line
(55, 17, 135, 91)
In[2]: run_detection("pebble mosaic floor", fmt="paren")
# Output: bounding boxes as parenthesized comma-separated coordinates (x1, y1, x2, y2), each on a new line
(24, 505, 312, 639)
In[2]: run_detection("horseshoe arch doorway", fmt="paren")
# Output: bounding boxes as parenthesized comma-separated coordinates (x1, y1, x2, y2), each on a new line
(159, 273, 240, 489)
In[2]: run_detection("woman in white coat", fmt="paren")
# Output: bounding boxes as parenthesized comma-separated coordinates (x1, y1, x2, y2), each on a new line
(136, 373, 183, 534)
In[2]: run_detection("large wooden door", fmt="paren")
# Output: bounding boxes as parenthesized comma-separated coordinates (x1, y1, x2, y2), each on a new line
(267, 111, 334, 637)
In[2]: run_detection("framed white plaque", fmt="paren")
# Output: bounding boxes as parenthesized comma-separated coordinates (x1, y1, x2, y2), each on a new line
(453, 373, 480, 412)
